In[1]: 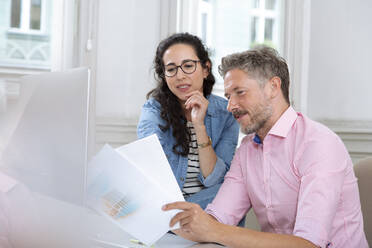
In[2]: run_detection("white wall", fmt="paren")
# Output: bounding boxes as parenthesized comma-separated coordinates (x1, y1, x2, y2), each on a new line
(93, 0, 166, 149)
(93, 0, 372, 160)
(303, 0, 372, 162)
(95, 0, 160, 121)
(307, 0, 372, 121)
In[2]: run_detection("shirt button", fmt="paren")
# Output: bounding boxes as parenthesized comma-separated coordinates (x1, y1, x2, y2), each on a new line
(180, 177, 184, 182)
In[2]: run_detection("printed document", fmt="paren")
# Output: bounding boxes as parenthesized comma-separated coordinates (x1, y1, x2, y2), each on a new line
(86, 135, 184, 246)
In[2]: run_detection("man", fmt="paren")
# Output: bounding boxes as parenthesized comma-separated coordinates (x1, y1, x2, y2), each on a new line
(162, 46, 368, 248)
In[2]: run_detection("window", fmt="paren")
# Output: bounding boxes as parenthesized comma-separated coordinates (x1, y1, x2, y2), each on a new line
(198, 0, 213, 47)
(0, 0, 78, 150)
(10, 0, 44, 32)
(1, 0, 53, 69)
(10, 0, 21, 28)
(248, 0, 281, 47)
(196, 0, 283, 88)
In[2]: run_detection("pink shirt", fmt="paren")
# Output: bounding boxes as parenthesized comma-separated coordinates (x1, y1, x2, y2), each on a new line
(205, 107, 368, 248)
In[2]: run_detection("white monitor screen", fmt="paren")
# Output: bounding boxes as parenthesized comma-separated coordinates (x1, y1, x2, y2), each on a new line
(0, 67, 90, 205)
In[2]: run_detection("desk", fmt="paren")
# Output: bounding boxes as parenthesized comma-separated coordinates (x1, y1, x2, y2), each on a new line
(1, 191, 223, 248)
(156, 234, 224, 248)
(93, 233, 223, 248)
(33, 193, 223, 248)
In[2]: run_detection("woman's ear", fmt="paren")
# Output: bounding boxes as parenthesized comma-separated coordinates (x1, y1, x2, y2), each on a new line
(203, 61, 211, 79)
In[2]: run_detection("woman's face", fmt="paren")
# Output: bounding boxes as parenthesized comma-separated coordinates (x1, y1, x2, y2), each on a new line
(162, 43, 209, 103)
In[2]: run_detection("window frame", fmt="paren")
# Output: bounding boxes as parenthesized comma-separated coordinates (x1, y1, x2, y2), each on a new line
(248, 0, 282, 47)
(2, 0, 53, 70)
(0, 0, 79, 110)
(8, 0, 48, 36)
(175, 0, 310, 112)
(177, 0, 285, 96)
(197, 0, 213, 47)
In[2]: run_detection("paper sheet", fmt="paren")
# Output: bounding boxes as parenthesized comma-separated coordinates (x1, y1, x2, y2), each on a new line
(116, 134, 184, 202)
(86, 142, 183, 246)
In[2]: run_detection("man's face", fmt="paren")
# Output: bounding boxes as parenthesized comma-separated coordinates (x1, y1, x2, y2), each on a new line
(224, 69, 273, 135)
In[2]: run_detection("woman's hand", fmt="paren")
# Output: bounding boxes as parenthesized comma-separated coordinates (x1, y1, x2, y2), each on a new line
(184, 91, 209, 126)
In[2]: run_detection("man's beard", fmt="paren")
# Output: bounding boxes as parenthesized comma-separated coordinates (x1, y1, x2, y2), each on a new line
(238, 102, 273, 135)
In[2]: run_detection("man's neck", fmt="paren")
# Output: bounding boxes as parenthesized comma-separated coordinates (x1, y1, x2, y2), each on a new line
(256, 103, 290, 141)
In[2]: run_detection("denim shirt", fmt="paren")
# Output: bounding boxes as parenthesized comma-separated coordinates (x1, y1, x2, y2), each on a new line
(137, 94, 239, 208)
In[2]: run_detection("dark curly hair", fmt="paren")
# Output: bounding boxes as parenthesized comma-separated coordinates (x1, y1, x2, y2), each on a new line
(147, 33, 215, 156)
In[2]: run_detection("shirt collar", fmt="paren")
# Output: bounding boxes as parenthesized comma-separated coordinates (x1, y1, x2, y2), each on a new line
(268, 106, 298, 138)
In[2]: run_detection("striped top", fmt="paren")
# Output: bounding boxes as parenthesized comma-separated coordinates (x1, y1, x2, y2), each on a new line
(182, 122, 204, 198)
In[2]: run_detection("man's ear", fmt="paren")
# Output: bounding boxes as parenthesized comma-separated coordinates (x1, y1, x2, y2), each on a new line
(203, 61, 211, 79)
(268, 76, 282, 98)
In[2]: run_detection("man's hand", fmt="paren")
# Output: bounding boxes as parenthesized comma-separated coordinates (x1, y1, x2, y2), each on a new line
(163, 202, 318, 248)
(162, 201, 219, 242)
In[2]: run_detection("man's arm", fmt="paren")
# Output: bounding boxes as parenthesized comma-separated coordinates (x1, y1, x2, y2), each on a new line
(163, 202, 317, 248)
(211, 223, 317, 248)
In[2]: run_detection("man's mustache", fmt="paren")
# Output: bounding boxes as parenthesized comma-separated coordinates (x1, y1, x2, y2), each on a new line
(232, 109, 248, 119)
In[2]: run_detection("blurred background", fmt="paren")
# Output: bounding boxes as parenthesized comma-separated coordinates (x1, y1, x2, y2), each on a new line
(0, 0, 371, 165)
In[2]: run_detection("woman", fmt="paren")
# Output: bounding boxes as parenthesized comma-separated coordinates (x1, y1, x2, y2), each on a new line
(137, 33, 239, 209)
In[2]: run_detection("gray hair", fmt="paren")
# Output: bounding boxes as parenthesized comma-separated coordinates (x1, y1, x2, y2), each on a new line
(218, 45, 290, 104)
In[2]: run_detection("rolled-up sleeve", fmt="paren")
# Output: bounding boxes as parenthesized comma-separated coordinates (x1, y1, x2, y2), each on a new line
(293, 138, 349, 247)
(205, 144, 251, 225)
(199, 113, 239, 187)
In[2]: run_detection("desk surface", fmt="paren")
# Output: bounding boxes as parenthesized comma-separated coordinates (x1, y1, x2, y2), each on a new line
(156, 234, 224, 248)
(34, 193, 223, 248)
(93, 233, 223, 248)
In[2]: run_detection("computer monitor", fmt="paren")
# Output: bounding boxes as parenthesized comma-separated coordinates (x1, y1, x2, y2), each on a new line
(0, 67, 90, 206)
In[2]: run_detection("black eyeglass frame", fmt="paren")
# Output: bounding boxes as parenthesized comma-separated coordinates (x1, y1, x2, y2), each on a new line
(163, 60, 201, 77)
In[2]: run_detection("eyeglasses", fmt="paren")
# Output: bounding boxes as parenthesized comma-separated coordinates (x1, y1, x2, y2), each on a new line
(164, 60, 200, 77)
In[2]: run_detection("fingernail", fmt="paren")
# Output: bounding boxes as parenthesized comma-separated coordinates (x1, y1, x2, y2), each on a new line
(162, 205, 166, 210)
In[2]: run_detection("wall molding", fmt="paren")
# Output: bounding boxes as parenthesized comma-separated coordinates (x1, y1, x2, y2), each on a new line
(96, 118, 372, 164)
(0, 74, 27, 113)
(95, 117, 138, 152)
(319, 119, 372, 163)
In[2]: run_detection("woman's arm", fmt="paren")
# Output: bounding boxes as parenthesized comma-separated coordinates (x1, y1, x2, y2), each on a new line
(193, 123, 217, 177)
(137, 100, 165, 140)
(185, 92, 239, 184)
